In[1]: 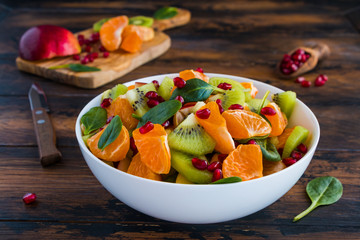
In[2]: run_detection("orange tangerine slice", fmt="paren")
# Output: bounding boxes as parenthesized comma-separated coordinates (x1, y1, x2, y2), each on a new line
(240, 82, 258, 98)
(100, 15, 129, 51)
(120, 31, 142, 53)
(106, 96, 138, 131)
(222, 144, 263, 181)
(122, 25, 154, 42)
(275, 127, 295, 149)
(132, 124, 171, 174)
(264, 102, 287, 137)
(222, 110, 272, 140)
(127, 153, 162, 181)
(195, 101, 235, 154)
(179, 69, 209, 83)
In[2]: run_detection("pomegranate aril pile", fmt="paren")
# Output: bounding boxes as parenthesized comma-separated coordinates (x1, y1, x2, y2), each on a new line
(280, 48, 310, 75)
(75, 33, 110, 65)
(207, 161, 222, 172)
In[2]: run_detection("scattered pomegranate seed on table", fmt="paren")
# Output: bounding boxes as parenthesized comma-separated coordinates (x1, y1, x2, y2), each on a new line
(295, 76, 305, 83)
(72, 54, 80, 60)
(99, 45, 106, 52)
(81, 57, 89, 65)
(85, 45, 92, 52)
(103, 52, 109, 58)
(139, 121, 154, 134)
(301, 80, 311, 88)
(196, 108, 211, 119)
(173, 77, 186, 88)
(23, 193, 37, 204)
(175, 95, 184, 105)
(212, 169, 223, 182)
(191, 158, 208, 170)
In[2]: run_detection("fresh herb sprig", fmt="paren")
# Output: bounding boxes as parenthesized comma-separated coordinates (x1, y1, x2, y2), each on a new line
(98, 115, 123, 151)
(50, 63, 101, 72)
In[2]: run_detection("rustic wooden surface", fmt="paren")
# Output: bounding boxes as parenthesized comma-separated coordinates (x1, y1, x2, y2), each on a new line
(0, 0, 359, 239)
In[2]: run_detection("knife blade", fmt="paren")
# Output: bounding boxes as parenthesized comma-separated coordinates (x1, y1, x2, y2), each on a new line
(29, 83, 62, 166)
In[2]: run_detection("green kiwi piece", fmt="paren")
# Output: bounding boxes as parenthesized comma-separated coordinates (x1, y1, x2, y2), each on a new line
(208, 87, 245, 110)
(171, 150, 212, 184)
(209, 77, 251, 101)
(93, 18, 110, 32)
(246, 98, 270, 113)
(168, 113, 216, 156)
(125, 83, 157, 117)
(129, 16, 154, 27)
(101, 84, 128, 101)
(272, 91, 296, 119)
(157, 76, 174, 100)
(282, 126, 310, 159)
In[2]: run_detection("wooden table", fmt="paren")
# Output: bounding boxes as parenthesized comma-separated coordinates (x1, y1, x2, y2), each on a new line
(1, 1, 359, 239)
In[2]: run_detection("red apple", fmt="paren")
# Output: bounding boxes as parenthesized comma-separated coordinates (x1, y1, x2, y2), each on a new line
(19, 25, 81, 61)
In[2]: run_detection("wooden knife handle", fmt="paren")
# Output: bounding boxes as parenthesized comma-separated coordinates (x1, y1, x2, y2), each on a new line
(31, 107, 62, 167)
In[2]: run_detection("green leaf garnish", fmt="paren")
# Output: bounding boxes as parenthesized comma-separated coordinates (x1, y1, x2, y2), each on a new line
(256, 139, 281, 162)
(49, 64, 101, 72)
(169, 78, 220, 103)
(137, 100, 182, 128)
(154, 6, 178, 20)
(257, 90, 270, 115)
(210, 177, 242, 184)
(293, 176, 343, 222)
(93, 18, 110, 32)
(80, 107, 107, 135)
(98, 115, 123, 150)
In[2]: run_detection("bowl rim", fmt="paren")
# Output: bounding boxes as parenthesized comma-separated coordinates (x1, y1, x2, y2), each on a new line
(75, 73, 320, 188)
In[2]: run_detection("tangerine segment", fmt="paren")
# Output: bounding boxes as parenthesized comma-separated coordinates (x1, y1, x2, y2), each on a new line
(127, 153, 162, 181)
(100, 15, 129, 51)
(106, 96, 138, 131)
(195, 101, 235, 154)
(275, 127, 295, 149)
(262, 159, 286, 176)
(87, 125, 130, 162)
(120, 31, 142, 53)
(222, 110, 272, 140)
(240, 82, 258, 98)
(132, 124, 171, 174)
(222, 144, 263, 181)
(179, 69, 209, 83)
(122, 25, 154, 42)
(265, 102, 288, 137)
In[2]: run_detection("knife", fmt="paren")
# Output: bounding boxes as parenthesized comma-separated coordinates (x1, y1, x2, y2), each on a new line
(28, 83, 62, 166)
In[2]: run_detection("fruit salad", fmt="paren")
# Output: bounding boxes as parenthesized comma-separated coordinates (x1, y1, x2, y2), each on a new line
(80, 69, 311, 184)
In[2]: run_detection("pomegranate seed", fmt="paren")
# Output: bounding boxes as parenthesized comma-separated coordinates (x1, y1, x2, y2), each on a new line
(77, 34, 85, 41)
(217, 83, 232, 90)
(81, 57, 89, 65)
(90, 32, 100, 42)
(217, 154, 228, 163)
(91, 52, 99, 59)
(283, 157, 297, 167)
(23, 193, 37, 204)
(145, 91, 158, 99)
(156, 95, 165, 103)
(247, 139, 257, 145)
(106, 115, 114, 124)
(295, 76, 305, 83)
(301, 80, 311, 88)
(191, 158, 208, 170)
(196, 108, 211, 119)
(85, 45, 92, 52)
(314, 78, 326, 86)
(84, 39, 91, 45)
(291, 53, 302, 62)
(78, 39, 85, 46)
(175, 95, 184, 105)
(87, 55, 94, 62)
(282, 54, 291, 62)
(319, 74, 328, 82)
(195, 67, 204, 73)
(103, 52, 109, 58)
(130, 137, 138, 154)
(306, 53, 311, 59)
(297, 143, 308, 154)
(73, 54, 80, 60)
(162, 120, 170, 128)
(300, 54, 308, 63)
(173, 77, 186, 88)
(294, 48, 305, 55)
(290, 63, 298, 72)
(281, 68, 292, 75)
(139, 121, 154, 134)
(278, 148, 283, 156)
(99, 45, 106, 52)
(100, 98, 112, 108)
(215, 99, 224, 114)
(152, 80, 160, 89)
(228, 104, 244, 110)
(261, 107, 277, 116)
(147, 99, 159, 108)
(291, 150, 303, 160)
(212, 169, 223, 182)
(207, 161, 222, 172)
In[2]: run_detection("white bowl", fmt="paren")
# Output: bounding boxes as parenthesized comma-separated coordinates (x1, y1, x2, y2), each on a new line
(75, 73, 320, 224)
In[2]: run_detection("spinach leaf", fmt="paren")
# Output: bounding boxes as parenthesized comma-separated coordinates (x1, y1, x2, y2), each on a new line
(98, 115, 123, 150)
(93, 18, 110, 32)
(256, 139, 281, 162)
(154, 6, 178, 20)
(169, 78, 220, 103)
(50, 64, 101, 72)
(293, 176, 343, 222)
(137, 100, 182, 128)
(80, 107, 107, 135)
(210, 177, 242, 184)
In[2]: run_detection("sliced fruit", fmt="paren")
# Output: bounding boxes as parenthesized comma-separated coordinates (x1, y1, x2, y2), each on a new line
(209, 77, 250, 100)
(87, 124, 130, 162)
(195, 101, 235, 154)
(117, 157, 131, 172)
(93, 18, 110, 32)
(122, 24, 154, 42)
(129, 16, 154, 28)
(127, 153, 162, 181)
(276, 127, 295, 149)
(262, 159, 286, 176)
(171, 150, 212, 184)
(102, 84, 128, 100)
(208, 87, 245, 110)
(120, 31, 142, 53)
(168, 113, 216, 155)
(246, 98, 270, 113)
(158, 76, 174, 100)
(256, 138, 281, 162)
(106, 96, 139, 131)
(264, 102, 288, 137)
(132, 124, 171, 174)
(222, 110, 272, 140)
(125, 83, 157, 117)
(176, 173, 194, 184)
(240, 82, 258, 99)
(100, 15, 129, 51)
(222, 144, 263, 181)
(272, 91, 296, 119)
(179, 69, 209, 82)
(282, 126, 310, 159)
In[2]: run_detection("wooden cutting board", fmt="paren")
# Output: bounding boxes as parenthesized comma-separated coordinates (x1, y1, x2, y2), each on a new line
(16, 9, 190, 89)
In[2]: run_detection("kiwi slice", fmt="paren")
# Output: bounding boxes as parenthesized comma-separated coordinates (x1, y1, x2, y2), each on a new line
(272, 91, 296, 119)
(125, 83, 157, 117)
(246, 98, 270, 113)
(171, 150, 212, 184)
(175, 173, 194, 184)
(129, 16, 154, 27)
(93, 18, 110, 32)
(208, 87, 245, 110)
(101, 84, 128, 100)
(282, 126, 309, 159)
(209, 77, 251, 101)
(168, 113, 216, 155)
(157, 76, 174, 100)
